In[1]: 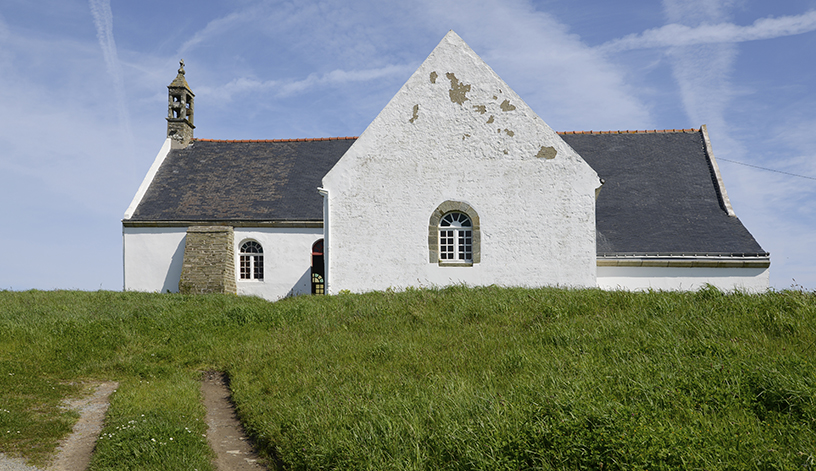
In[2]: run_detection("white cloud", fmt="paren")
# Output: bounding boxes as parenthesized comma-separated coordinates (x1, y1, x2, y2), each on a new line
(277, 64, 414, 96)
(649, 1, 816, 289)
(720, 158, 816, 288)
(416, 0, 653, 131)
(88, 0, 132, 147)
(600, 10, 816, 52)
(654, 0, 739, 139)
(178, 8, 259, 56)
(170, 0, 655, 130)
(197, 64, 413, 102)
(766, 118, 816, 179)
(0, 15, 158, 214)
(667, 44, 738, 129)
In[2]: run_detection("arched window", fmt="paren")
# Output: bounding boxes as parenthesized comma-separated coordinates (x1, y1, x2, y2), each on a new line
(428, 201, 480, 265)
(439, 212, 472, 261)
(239, 240, 264, 280)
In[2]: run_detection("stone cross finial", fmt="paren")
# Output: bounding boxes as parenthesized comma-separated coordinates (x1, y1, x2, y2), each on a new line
(178, 59, 185, 75)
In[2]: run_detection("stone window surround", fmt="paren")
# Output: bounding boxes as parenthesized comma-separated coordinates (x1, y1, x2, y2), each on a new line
(238, 239, 264, 281)
(428, 200, 481, 266)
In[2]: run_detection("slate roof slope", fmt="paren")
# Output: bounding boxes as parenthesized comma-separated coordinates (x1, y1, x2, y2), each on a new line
(561, 130, 767, 257)
(128, 130, 767, 258)
(129, 138, 354, 222)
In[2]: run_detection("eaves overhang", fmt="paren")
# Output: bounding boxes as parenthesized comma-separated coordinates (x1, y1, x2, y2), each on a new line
(597, 253, 770, 269)
(122, 219, 323, 229)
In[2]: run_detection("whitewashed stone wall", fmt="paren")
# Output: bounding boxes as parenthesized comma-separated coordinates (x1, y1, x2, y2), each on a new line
(597, 266, 770, 292)
(234, 227, 323, 300)
(123, 226, 322, 300)
(123, 226, 187, 293)
(322, 31, 600, 294)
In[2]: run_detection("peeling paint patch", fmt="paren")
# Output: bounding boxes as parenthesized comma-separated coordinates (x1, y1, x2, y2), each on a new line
(430, 71, 438, 84)
(486, 115, 494, 124)
(536, 146, 557, 160)
(504, 129, 515, 137)
(493, 95, 498, 100)
(472, 104, 486, 114)
(503, 150, 508, 155)
(500, 100, 516, 112)
(409, 104, 419, 124)
(446, 72, 470, 105)
(462, 133, 471, 140)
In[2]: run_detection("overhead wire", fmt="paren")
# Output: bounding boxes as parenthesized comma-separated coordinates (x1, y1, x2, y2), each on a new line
(717, 157, 816, 181)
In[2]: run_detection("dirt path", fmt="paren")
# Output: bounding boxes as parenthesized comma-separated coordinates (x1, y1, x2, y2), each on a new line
(0, 381, 118, 471)
(47, 381, 118, 471)
(0, 454, 41, 471)
(2, 373, 266, 470)
(201, 371, 266, 470)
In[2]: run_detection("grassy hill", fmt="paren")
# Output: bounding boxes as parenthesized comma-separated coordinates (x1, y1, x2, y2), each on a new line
(0, 286, 814, 470)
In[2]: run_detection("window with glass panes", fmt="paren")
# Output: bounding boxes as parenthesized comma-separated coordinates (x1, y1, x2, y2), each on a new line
(239, 240, 264, 280)
(439, 212, 472, 262)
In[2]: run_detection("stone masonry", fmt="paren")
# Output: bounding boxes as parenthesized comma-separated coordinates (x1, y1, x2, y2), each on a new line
(167, 59, 195, 149)
(179, 226, 237, 295)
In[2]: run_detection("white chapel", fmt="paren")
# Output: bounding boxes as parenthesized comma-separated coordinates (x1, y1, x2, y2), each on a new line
(123, 31, 770, 300)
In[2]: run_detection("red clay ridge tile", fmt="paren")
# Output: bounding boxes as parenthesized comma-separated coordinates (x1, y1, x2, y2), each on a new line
(556, 128, 699, 135)
(194, 129, 700, 143)
(194, 136, 360, 143)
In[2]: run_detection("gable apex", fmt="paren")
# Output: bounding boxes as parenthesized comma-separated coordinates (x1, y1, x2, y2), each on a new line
(325, 30, 597, 187)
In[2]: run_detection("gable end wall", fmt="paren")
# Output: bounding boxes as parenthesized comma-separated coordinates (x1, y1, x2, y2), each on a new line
(323, 31, 599, 294)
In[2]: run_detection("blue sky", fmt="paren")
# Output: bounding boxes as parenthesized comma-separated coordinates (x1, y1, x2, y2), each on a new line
(1, 0, 814, 291)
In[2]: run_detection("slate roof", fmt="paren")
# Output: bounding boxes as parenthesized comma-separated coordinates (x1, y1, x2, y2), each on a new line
(560, 130, 766, 257)
(127, 130, 766, 257)
(128, 138, 354, 222)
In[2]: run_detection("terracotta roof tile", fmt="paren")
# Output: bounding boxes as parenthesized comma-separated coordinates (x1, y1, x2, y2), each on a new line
(193, 129, 699, 142)
(194, 136, 359, 143)
(555, 129, 699, 135)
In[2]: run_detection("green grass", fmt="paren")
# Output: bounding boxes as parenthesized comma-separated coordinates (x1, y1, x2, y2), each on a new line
(0, 286, 815, 469)
(91, 373, 213, 471)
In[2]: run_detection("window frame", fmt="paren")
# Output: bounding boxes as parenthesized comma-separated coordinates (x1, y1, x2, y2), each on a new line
(238, 239, 264, 281)
(439, 212, 473, 262)
(428, 201, 480, 266)
(311, 239, 325, 295)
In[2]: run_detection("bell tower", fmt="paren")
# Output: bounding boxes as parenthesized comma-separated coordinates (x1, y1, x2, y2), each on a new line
(166, 59, 195, 148)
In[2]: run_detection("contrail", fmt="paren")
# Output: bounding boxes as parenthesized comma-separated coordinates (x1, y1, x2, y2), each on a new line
(599, 10, 816, 52)
(88, 0, 133, 145)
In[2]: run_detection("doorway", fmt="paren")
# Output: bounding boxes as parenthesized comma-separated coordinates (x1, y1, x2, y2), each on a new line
(311, 239, 324, 295)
